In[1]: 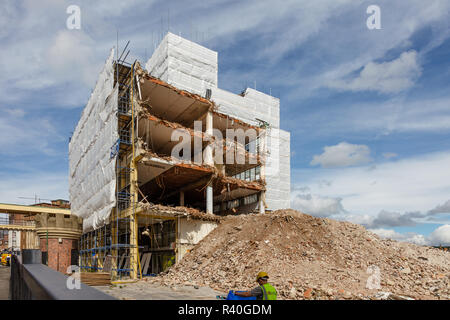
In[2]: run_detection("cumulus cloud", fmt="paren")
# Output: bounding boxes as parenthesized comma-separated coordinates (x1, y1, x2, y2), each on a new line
(428, 224, 450, 246)
(428, 199, 450, 214)
(291, 193, 346, 217)
(369, 228, 427, 246)
(294, 151, 450, 216)
(330, 51, 422, 94)
(357, 198, 450, 229)
(363, 210, 423, 229)
(310, 142, 372, 168)
(370, 225, 450, 246)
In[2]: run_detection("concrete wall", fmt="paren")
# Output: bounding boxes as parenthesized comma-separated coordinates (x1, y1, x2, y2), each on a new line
(176, 217, 217, 262)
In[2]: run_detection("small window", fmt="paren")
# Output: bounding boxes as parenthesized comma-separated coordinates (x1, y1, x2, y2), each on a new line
(255, 166, 261, 180)
(250, 167, 255, 181)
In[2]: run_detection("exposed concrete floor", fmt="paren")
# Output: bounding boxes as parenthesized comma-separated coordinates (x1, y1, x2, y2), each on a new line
(96, 279, 224, 300)
(0, 266, 10, 300)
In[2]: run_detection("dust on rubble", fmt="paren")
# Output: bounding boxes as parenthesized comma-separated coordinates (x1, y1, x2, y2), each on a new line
(146, 209, 450, 300)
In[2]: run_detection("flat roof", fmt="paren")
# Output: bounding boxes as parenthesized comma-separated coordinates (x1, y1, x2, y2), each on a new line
(0, 203, 71, 215)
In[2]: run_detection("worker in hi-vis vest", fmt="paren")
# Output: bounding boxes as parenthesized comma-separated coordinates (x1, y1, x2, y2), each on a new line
(234, 271, 277, 300)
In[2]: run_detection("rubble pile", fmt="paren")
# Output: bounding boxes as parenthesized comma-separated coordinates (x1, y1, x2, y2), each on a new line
(151, 209, 449, 300)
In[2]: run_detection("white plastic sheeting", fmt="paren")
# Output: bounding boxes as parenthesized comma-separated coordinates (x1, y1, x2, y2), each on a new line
(211, 87, 280, 128)
(265, 129, 291, 210)
(146, 32, 218, 96)
(69, 49, 118, 232)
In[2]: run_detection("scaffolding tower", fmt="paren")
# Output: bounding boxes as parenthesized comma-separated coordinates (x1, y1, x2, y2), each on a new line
(79, 43, 142, 280)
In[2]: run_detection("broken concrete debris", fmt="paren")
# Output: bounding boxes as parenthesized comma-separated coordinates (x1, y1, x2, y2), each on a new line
(147, 209, 449, 300)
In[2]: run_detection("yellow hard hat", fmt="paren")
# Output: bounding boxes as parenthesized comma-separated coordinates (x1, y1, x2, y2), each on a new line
(256, 271, 269, 281)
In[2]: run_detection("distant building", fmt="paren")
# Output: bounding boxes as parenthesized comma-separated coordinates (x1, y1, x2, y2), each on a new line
(0, 201, 78, 270)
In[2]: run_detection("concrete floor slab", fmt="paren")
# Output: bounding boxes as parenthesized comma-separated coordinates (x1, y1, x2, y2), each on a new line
(0, 266, 10, 300)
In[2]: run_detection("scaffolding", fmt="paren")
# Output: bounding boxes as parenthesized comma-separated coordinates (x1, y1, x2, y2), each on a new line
(79, 42, 141, 280)
(75, 36, 269, 279)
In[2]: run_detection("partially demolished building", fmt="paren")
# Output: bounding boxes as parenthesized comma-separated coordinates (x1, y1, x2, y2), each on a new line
(69, 33, 290, 279)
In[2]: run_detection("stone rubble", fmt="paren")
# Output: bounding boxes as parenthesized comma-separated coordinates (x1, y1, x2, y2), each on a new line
(147, 209, 450, 300)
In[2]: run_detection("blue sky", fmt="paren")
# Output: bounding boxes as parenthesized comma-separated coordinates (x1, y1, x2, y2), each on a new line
(0, 0, 449, 245)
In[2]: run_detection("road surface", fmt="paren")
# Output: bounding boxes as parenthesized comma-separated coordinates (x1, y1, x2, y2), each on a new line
(96, 280, 223, 300)
(0, 266, 10, 300)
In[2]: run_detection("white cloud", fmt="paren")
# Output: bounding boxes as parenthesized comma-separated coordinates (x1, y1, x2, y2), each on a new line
(351, 205, 450, 229)
(429, 199, 450, 214)
(0, 171, 69, 205)
(280, 1, 450, 100)
(383, 152, 398, 159)
(428, 224, 450, 246)
(0, 0, 19, 39)
(293, 151, 450, 216)
(369, 228, 427, 246)
(329, 51, 422, 94)
(0, 0, 448, 109)
(365, 210, 420, 228)
(370, 225, 450, 246)
(291, 193, 346, 217)
(288, 96, 450, 142)
(311, 142, 372, 168)
(0, 109, 64, 156)
(46, 30, 96, 86)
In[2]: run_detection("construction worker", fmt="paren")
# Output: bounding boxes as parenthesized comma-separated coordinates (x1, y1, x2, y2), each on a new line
(234, 271, 277, 300)
(166, 255, 175, 269)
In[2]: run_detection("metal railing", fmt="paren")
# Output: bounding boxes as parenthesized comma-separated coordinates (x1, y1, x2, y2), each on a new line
(0, 217, 35, 227)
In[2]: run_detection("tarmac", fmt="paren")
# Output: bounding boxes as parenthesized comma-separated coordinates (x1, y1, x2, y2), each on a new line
(0, 266, 10, 300)
(96, 280, 224, 300)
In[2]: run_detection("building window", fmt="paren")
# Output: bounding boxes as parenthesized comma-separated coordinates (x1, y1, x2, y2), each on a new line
(233, 166, 261, 182)
(243, 194, 258, 205)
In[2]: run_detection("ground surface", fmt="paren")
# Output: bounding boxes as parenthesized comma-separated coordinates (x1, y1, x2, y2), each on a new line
(96, 280, 224, 300)
(155, 210, 450, 300)
(0, 266, 10, 300)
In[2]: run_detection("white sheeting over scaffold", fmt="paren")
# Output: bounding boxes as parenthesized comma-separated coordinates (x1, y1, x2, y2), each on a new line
(69, 49, 118, 232)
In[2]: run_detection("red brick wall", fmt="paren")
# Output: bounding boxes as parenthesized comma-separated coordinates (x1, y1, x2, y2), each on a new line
(10, 213, 33, 224)
(40, 238, 78, 273)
